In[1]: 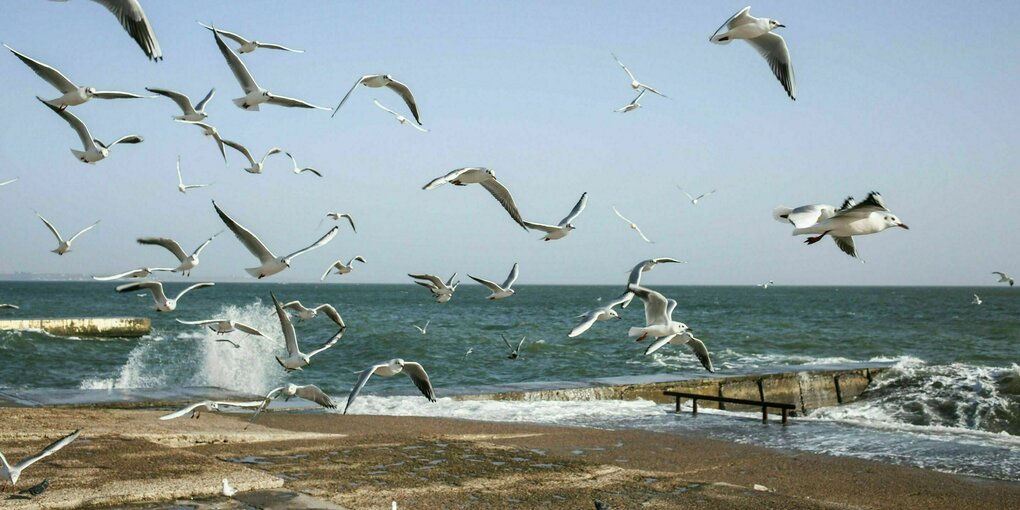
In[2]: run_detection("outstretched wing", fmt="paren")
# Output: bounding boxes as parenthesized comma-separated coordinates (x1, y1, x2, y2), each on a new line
(522, 221, 558, 233)
(234, 322, 267, 337)
(401, 362, 437, 402)
(502, 263, 520, 289)
(271, 293, 299, 356)
(295, 385, 336, 409)
(283, 227, 339, 261)
(266, 95, 329, 110)
(195, 88, 216, 111)
(408, 273, 444, 287)
(212, 25, 258, 92)
(13, 429, 82, 471)
(35, 213, 64, 243)
(468, 274, 502, 293)
(344, 364, 385, 414)
(643, 334, 676, 356)
(685, 336, 715, 372)
(831, 236, 858, 259)
(558, 192, 588, 226)
(384, 78, 421, 125)
(627, 283, 669, 326)
(833, 192, 888, 219)
(746, 32, 796, 100)
(137, 237, 188, 262)
(213, 201, 276, 263)
(146, 87, 194, 114)
(568, 313, 600, 338)
(92, 0, 162, 61)
(5, 44, 78, 92)
(480, 178, 527, 229)
(331, 75, 368, 118)
(173, 282, 214, 301)
(159, 401, 208, 420)
(313, 304, 346, 329)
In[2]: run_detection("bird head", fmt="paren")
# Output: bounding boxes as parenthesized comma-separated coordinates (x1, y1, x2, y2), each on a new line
(485, 169, 496, 179)
(884, 215, 909, 230)
(769, 19, 786, 29)
(85, 87, 97, 97)
(392, 358, 405, 369)
(608, 309, 621, 320)
(565, 223, 577, 230)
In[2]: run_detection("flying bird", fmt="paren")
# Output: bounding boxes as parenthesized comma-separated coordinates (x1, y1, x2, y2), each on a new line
(91, 267, 174, 281)
(619, 257, 685, 308)
(136, 232, 220, 276)
(210, 25, 327, 111)
(249, 383, 335, 426)
(423, 168, 527, 229)
(501, 334, 527, 360)
(626, 284, 690, 343)
(54, 0, 162, 61)
(344, 359, 436, 414)
(321, 212, 356, 232)
(0, 304, 19, 310)
(147, 87, 215, 121)
(320, 256, 366, 280)
(373, 100, 428, 131)
(792, 192, 908, 261)
(643, 330, 714, 373)
(611, 53, 667, 97)
(37, 97, 142, 163)
(270, 293, 344, 371)
(569, 293, 629, 338)
(413, 319, 430, 335)
(159, 400, 264, 420)
(1, 429, 81, 487)
(284, 152, 322, 177)
(614, 90, 645, 113)
(7, 44, 149, 108)
(0, 178, 17, 187)
(333, 75, 421, 124)
(468, 262, 519, 300)
(992, 272, 1014, 287)
(175, 318, 266, 337)
(678, 187, 716, 205)
(221, 140, 282, 174)
(972, 294, 983, 305)
(710, 6, 796, 100)
(409, 273, 460, 303)
(116, 281, 213, 312)
(198, 22, 304, 54)
(757, 280, 774, 289)
(611, 206, 653, 243)
(213, 201, 338, 278)
(175, 157, 210, 194)
(175, 120, 227, 163)
(35, 213, 99, 255)
(523, 192, 588, 241)
(279, 301, 346, 328)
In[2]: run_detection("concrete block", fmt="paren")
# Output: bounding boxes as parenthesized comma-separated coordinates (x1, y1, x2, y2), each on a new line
(719, 379, 762, 412)
(760, 374, 801, 415)
(835, 372, 871, 403)
(798, 372, 839, 412)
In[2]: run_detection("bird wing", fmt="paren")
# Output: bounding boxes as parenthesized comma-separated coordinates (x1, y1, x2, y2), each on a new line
(522, 221, 558, 233)
(568, 313, 600, 338)
(373, 99, 401, 117)
(401, 362, 437, 401)
(172, 282, 213, 301)
(422, 167, 470, 190)
(91, 90, 147, 99)
(175, 318, 219, 326)
(36, 213, 64, 243)
(266, 94, 329, 110)
(746, 32, 796, 100)
(212, 26, 259, 92)
(67, 220, 100, 243)
(116, 280, 167, 302)
(627, 283, 669, 326)
(468, 274, 502, 293)
(558, 192, 588, 226)
(344, 364, 385, 414)
(501, 333, 515, 351)
(666, 299, 678, 319)
(993, 272, 1007, 278)
(271, 293, 299, 356)
(146, 87, 195, 114)
(137, 237, 188, 262)
(192, 232, 219, 257)
(248, 386, 284, 426)
(611, 53, 637, 82)
(833, 191, 888, 218)
(195, 88, 216, 111)
(350, 255, 366, 264)
(445, 273, 459, 286)
(515, 336, 527, 352)
(220, 139, 257, 167)
(338, 214, 356, 233)
(480, 177, 528, 229)
(331, 75, 369, 118)
(106, 135, 144, 147)
(502, 263, 520, 289)
(38, 97, 94, 150)
(305, 328, 343, 359)
(281, 301, 307, 312)
(13, 429, 82, 471)
(685, 336, 715, 372)
(414, 280, 438, 292)
(606, 292, 633, 309)
(233, 322, 266, 337)
(5, 45, 78, 92)
(712, 5, 754, 41)
(0, 178, 18, 187)
(633, 225, 653, 243)
(257, 42, 304, 53)
(295, 385, 336, 409)
(320, 264, 334, 281)
(643, 334, 677, 356)
(408, 273, 444, 287)
(384, 78, 421, 124)
(786, 205, 830, 228)
(197, 23, 250, 45)
(611, 206, 632, 224)
(159, 401, 208, 420)
(831, 236, 858, 259)
(282, 226, 338, 261)
(93, 0, 162, 60)
(313, 304, 346, 329)
(213, 201, 276, 263)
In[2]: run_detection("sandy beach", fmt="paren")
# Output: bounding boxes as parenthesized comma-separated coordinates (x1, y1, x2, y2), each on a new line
(1, 406, 1017, 509)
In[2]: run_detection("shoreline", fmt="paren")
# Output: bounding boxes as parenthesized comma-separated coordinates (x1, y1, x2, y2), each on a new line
(1, 407, 1017, 509)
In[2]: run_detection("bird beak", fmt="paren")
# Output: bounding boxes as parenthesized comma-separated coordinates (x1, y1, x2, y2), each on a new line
(898, 223, 910, 230)
(777, 24, 786, 28)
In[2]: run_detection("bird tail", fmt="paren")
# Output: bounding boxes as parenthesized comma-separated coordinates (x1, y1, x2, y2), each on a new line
(772, 206, 794, 224)
(245, 267, 262, 278)
(233, 98, 259, 111)
(628, 327, 647, 338)
(711, 33, 732, 44)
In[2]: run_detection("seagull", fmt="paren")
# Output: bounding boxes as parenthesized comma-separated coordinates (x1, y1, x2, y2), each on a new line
(284, 152, 322, 177)
(611, 53, 667, 98)
(222, 478, 237, 497)
(523, 192, 587, 241)
(757, 280, 774, 289)
(626, 283, 690, 343)
(175, 120, 227, 163)
(614, 90, 645, 113)
(213, 201, 338, 279)
(35, 213, 99, 255)
(992, 272, 1014, 287)
(159, 400, 265, 420)
(710, 6, 796, 100)
(343, 359, 436, 415)
(643, 331, 714, 372)
(54, 0, 162, 61)
(0, 178, 17, 187)
(280, 301, 346, 328)
(569, 294, 628, 338)
(210, 25, 328, 111)
(972, 294, 983, 305)
(249, 383, 336, 426)
(1, 429, 81, 487)
(137, 232, 220, 276)
(0, 304, 19, 310)
(320, 256, 366, 280)
(6, 44, 149, 109)
(116, 281, 213, 312)
(198, 22, 305, 54)
(270, 293, 344, 371)
(146, 87, 214, 122)
(320, 212, 356, 232)
(468, 263, 519, 300)
(221, 140, 283, 174)
(216, 339, 241, 349)
(619, 257, 685, 308)
(501, 334, 527, 360)
(332, 75, 421, 124)
(792, 192, 908, 260)
(37, 97, 142, 163)
(92, 267, 174, 281)
(175, 318, 266, 337)
(175, 157, 211, 193)
(409, 273, 460, 303)
(678, 187, 716, 205)
(412, 319, 430, 335)
(373, 100, 428, 131)
(423, 168, 527, 229)
(612, 206, 653, 243)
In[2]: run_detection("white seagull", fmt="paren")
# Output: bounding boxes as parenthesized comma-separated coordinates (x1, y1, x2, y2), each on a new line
(137, 232, 219, 276)
(210, 25, 328, 111)
(221, 140, 282, 174)
(0, 178, 17, 187)
(643, 331, 715, 373)
(37, 97, 142, 163)
(710, 6, 796, 100)
(92, 267, 174, 281)
(373, 99, 428, 131)
(175, 120, 227, 163)
(116, 281, 213, 312)
(569, 293, 629, 338)
(523, 192, 588, 241)
(280, 301, 346, 328)
(198, 22, 305, 54)
(222, 479, 237, 497)
(320, 256, 366, 280)
(992, 272, 1014, 287)
(159, 400, 265, 420)
(612, 206, 653, 243)
(7, 45, 149, 108)
(333, 75, 421, 124)
(614, 90, 645, 113)
(213, 201, 338, 278)
(468, 263, 519, 300)
(0, 304, 20, 310)
(55, 0, 162, 61)
(409, 273, 460, 303)
(972, 294, 983, 305)
(1, 429, 82, 487)
(619, 257, 684, 308)
(612, 53, 667, 98)
(284, 152, 322, 177)
(501, 334, 527, 360)
(175, 157, 211, 193)
(249, 383, 335, 426)
(147, 87, 214, 121)
(412, 319, 430, 335)
(793, 192, 908, 260)
(626, 283, 690, 342)
(321, 212, 356, 233)
(423, 168, 527, 229)
(35, 213, 99, 255)
(343, 359, 436, 415)
(175, 318, 266, 337)
(270, 293, 344, 372)
(678, 187, 717, 205)
(757, 280, 774, 289)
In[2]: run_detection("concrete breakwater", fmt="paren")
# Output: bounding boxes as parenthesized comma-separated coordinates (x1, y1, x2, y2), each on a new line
(0, 317, 151, 338)
(453, 365, 891, 416)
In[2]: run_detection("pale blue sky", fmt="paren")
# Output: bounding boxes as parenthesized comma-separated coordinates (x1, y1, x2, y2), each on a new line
(0, 1, 1017, 285)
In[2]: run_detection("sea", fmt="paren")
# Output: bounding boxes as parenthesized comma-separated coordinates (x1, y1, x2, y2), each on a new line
(1, 282, 1018, 481)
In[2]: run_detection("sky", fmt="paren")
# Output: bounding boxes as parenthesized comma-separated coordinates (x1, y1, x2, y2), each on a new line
(0, 1, 1018, 286)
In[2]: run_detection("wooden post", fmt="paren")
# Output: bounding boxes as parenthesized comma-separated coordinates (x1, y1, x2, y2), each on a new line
(692, 399, 698, 415)
(782, 408, 788, 425)
(675, 396, 681, 413)
(762, 406, 768, 424)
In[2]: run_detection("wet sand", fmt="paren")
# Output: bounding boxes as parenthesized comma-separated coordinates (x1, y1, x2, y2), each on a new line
(1, 407, 1017, 509)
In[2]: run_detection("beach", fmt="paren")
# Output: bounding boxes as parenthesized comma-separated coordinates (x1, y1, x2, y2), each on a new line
(2, 406, 1018, 509)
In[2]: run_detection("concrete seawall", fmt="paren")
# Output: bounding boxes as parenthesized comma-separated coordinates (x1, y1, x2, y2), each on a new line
(453, 365, 890, 416)
(0, 317, 151, 338)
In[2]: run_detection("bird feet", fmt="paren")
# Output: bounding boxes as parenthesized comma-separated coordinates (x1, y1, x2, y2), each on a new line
(804, 234, 825, 245)
(635, 333, 648, 342)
